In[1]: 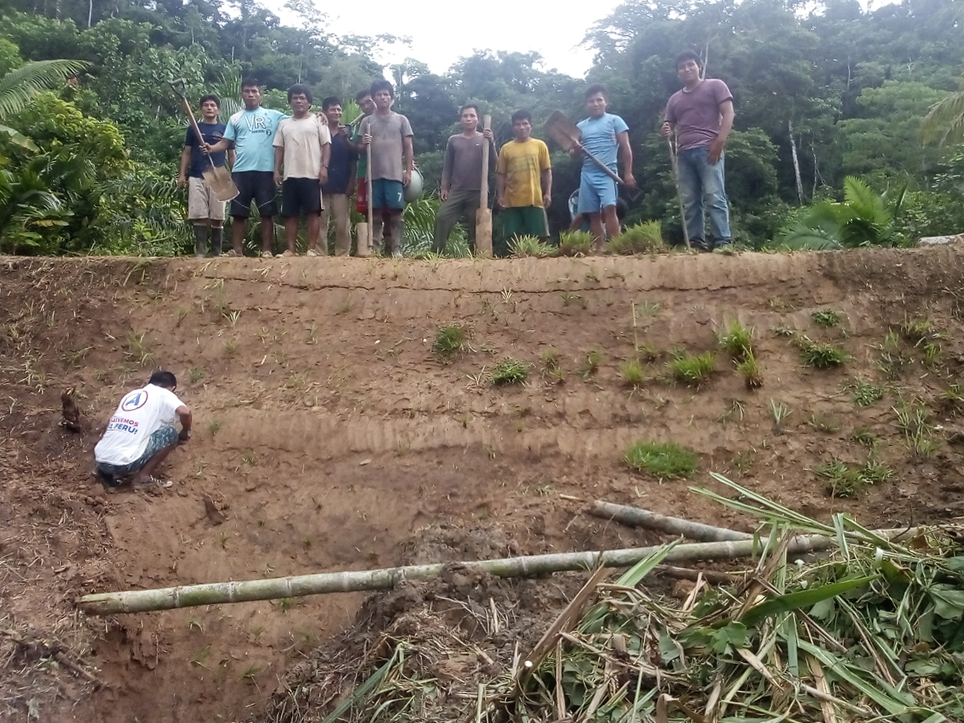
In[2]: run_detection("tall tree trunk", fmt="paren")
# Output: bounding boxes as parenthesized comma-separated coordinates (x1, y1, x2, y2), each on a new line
(87, 0, 93, 27)
(789, 119, 804, 205)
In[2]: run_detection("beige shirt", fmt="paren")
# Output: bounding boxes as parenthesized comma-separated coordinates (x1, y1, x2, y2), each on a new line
(273, 116, 332, 179)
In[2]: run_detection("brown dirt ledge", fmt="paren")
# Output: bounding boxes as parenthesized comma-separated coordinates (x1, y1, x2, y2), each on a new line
(2, 247, 964, 722)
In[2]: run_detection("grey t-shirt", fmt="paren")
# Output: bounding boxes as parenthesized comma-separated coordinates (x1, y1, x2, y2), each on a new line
(441, 133, 496, 193)
(364, 112, 414, 182)
(664, 78, 733, 152)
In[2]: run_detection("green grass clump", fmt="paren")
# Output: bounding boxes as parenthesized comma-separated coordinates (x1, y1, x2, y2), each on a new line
(669, 351, 715, 387)
(717, 320, 754, 361)
(625, 441, 698, 479)
(509, 235, 555, 258)
(736, 353, 763, 390)
(557, 230, 594, 257)
(797, 336, 847, 368)
(432, 324, 466, 358)
(578, 348, 602, 379)
(811, 309, 843, 328)
(814, 459, 861, 498)
(607, 221, 665, 255)
(620, 359, 645, 388)
(850, 379, 883, 406)
(491, 358, 529, 385)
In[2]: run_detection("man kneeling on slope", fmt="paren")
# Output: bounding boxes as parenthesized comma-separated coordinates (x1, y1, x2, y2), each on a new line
(94, 370, 192, 488)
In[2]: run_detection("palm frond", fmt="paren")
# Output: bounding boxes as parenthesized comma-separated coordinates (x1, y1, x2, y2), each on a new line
(843, 176, 891, 227)
(0, 123, 38, 151)
(922, 88, 964, 147)
(776, 221, 840, 250)
(0, 60, 88, 120)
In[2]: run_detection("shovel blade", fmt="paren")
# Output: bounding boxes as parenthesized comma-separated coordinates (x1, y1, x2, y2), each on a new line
(202, 166, 239, 202)
(544, 111, 581, 151)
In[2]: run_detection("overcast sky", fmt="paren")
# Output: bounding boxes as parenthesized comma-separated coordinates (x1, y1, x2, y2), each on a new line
(295, 0, 895, 81)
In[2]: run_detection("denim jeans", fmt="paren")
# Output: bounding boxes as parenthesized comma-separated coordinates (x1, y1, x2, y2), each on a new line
(677, 145, 731, 247)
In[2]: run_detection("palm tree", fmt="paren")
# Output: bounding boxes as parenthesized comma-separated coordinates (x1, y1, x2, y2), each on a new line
(0, 60, 88, 150)
(921, 79, 964, 148)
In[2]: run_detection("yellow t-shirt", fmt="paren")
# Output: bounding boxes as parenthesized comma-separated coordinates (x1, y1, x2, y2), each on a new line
(496, 138, 551, 208)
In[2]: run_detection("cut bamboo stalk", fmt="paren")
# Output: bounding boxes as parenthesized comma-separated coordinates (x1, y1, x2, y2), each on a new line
(76, 530, 914, 616)
(475, 114, 493, 258)
(590, 501, 752, 542)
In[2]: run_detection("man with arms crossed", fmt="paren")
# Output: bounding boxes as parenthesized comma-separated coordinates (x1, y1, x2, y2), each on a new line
(178, 94, 234, 257)
(273, 84, 331, 257)
(206, 79, 287, 257)
(93, 370, 192, 489)
(660, 50, 735, 251)
(572, 84, 635, 249)
(320, 96, 356, 256)
(496, 110, 552, 242)
(432, 104, 495, 254)
(360, 80, 414, 258)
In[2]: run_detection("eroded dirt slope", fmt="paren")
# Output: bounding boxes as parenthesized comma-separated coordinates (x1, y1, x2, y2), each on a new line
(3, 248, 964, 721)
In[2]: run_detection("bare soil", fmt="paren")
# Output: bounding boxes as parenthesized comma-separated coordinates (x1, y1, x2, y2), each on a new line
(3, 248, 964, 721)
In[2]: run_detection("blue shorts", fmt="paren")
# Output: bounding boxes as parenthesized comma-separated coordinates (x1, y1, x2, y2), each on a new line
(96, 426, 178, 478)
(577, 172, 618, 214)
(371, 179, 404, 211)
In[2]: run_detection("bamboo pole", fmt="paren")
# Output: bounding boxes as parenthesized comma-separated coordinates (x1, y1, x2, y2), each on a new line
(475, 114, 493, 258)
(76, 530, 914, 616)
(590, 501, 752, 542)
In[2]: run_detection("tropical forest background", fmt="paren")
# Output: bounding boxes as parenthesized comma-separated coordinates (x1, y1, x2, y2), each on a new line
(0, 0, 962, 256)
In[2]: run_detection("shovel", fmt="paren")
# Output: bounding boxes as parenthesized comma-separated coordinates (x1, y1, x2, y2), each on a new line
(169, 79, 239, 203)
(474, 114, 493, 258)
(544, 111, 625, 187)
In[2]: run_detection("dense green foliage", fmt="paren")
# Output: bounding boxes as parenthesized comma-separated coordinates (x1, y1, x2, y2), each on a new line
(0, 0, 961, 254)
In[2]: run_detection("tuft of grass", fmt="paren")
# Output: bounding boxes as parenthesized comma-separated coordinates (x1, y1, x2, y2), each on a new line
(849, 379, 883, 407)
(223, 338, 238, 356)
(736, 353, 763, 390)
(557, 230, 594, 257)
(607, 221, 665, 255)
(772, 325, 795, 337)
(732, 450, 756, 476)
(509, 235, 555, 258)
(875, 330, 910, 379)
(540, 348, 561, 372)
(899, 317, 935, 342)
(796, 335, 847, 368)
(625, 440, 698, 479)
(893, 400, 938, 458)
(189, 367, 205, 383)
(208, 418, 223, 437)
(620, 359, 645, 388)
(807, 412, 839, 433)
(811, 309, 842, 328)
(578, 348, 602, 379)
(859, 459, 893, 485)
(669, 351, 715, 387)
(851, 427, 878, 448)
(768, 399, 791, 433)
(432, 324, 466, 358)
(717, 320, 754, 361)
(943, 383, 964, 413)
(491, 358, 529, 385)
(815, 459, 861, 498)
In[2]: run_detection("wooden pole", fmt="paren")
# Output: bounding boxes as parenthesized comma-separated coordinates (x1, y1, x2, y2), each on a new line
(667, 132, 691, 250)
(355, 118, 372, 257)
(75, 530, 914, 616)
(590, 501, 752, 542)
(475, 114, 493, 258)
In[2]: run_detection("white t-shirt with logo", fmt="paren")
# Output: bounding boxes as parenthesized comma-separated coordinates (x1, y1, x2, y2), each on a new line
(94, 384, 184, 465)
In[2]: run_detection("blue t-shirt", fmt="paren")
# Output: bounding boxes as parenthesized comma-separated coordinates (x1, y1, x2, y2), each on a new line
(321, 132, 356, 195)
(223, 107, 288, 173)
(185, 122, 227, 178)
(576, 112, 629, 176)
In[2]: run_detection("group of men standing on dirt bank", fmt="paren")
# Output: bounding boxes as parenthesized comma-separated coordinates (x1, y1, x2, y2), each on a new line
(179, 50, 734, 259)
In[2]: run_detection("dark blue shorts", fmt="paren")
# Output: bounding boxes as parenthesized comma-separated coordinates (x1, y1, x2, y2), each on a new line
(371, 179, 404, 211)
(231, 171, 278, 218)
(282, 177, 322, 217)
(96, 426, 178, 478)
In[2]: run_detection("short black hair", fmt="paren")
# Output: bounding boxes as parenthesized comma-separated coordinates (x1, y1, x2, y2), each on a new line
(149, 370, 177, 389)
(511, 109, 532, 124)
(675, 50, 702, 69)
(355, 88, 372, 103)
(287, 83, 312, 104)
(199, 94, 220, 108)
(321, 96, 341, 110)
(241, 78, 260, 90)
(370, 79, 394, 98)
(584, 84, 607, 101)
(460, 104, 480, 116)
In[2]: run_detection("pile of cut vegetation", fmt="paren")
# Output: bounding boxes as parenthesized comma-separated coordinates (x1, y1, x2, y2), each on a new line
(263, 479, 964, 723)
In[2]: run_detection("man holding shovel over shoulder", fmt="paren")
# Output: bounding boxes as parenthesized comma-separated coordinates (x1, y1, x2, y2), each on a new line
(571, 84, 636, 249)
(433, 104, 495, 254)
(178, 94, 234, 257)
(660, 50, 734, 252)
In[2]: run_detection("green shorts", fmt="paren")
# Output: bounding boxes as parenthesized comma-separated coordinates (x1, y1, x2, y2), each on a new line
(503, 206, 548, 238)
